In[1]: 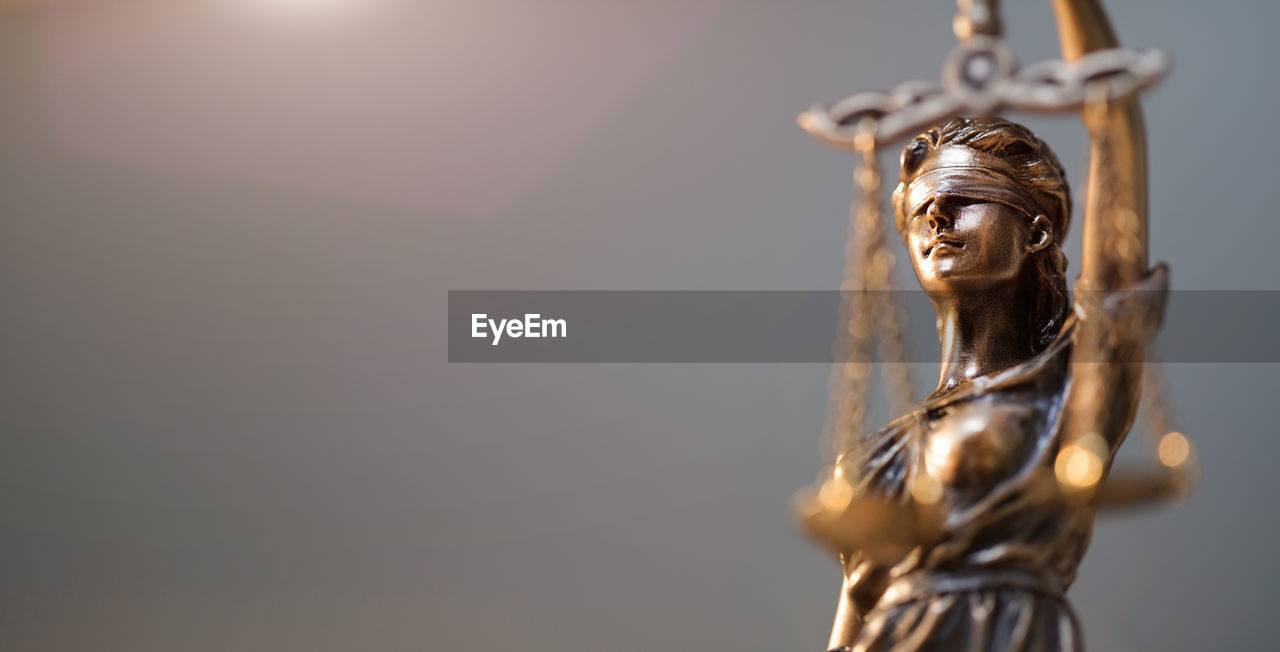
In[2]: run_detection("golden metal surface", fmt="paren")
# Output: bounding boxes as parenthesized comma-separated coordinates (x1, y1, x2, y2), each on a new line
(796, 1, 1198, 650)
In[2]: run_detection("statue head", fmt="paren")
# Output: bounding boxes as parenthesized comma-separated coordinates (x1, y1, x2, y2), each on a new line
(891, 117, 1072, 352)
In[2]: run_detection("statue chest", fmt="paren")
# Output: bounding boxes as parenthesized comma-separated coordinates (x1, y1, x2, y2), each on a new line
(919, 396, 1044, 492)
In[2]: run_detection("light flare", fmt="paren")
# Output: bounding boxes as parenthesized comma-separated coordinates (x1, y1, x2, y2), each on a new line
(1157, 431, 1191, 468)
(231, 0, 382, 21)
(1055, 432, 1107, 489)
(818, 478, 854, 512)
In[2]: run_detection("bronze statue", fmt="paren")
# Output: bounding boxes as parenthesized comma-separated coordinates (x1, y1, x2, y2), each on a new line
(791, 1, 1194, 650)
(825, 116, 1166, 651)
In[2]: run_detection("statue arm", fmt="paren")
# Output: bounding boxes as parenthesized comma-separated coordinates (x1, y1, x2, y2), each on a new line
(1051, 0, 1163, 455)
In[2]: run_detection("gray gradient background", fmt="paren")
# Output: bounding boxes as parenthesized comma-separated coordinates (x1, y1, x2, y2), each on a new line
(1, 1, 1276, 650)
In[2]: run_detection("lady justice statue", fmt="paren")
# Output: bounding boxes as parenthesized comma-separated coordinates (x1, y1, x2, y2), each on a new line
(793, 1, 1196, 650)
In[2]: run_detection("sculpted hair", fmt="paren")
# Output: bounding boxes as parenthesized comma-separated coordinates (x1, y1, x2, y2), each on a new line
(893, 117, 1072, 353)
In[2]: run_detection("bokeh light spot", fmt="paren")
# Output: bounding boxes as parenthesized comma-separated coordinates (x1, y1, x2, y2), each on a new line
(1158, 431, 1191, 468)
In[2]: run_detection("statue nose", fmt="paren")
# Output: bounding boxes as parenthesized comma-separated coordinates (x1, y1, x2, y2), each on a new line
(926, 201, 951, 230)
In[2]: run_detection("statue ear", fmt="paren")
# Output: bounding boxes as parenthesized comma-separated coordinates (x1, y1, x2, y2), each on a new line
(1027, 214, 1053, 253)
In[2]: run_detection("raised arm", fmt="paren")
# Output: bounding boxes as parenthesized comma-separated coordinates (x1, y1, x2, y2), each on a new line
(1053, 0, 1147, 286)
(1052, 0, 1165, 458)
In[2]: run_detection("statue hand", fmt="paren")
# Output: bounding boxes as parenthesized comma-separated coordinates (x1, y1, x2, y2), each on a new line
(792, 484, 944, 565)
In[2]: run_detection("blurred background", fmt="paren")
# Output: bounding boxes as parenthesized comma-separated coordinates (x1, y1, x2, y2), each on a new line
(2, 0, 1276, 650)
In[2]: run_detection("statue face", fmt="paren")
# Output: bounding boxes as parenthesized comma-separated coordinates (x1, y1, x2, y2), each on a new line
(903, 188, 1035, 295)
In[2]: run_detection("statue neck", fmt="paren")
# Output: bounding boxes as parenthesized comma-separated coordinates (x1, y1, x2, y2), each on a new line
(931, 284, 1037, 395)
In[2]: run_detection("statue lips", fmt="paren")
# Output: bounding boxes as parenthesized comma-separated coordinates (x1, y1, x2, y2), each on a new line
(922, 235, 965, 258)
